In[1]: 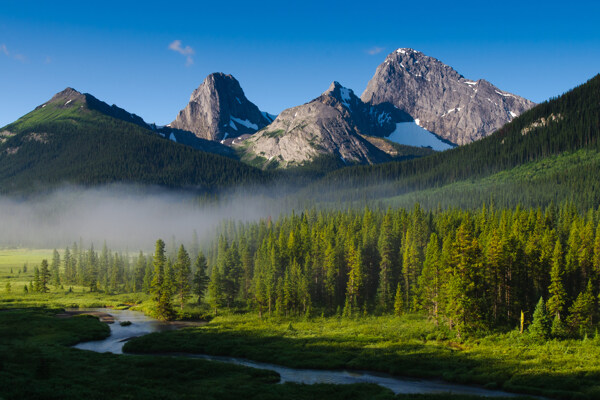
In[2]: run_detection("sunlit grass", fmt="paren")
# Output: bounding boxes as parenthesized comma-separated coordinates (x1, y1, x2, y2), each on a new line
(126, 312, 600, 399)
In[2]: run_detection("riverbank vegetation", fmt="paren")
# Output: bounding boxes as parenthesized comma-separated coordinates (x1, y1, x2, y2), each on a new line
(125, 312, 600, 399)
(1, 308, 507, 400)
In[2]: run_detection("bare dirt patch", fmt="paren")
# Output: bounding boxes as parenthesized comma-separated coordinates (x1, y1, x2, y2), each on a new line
(56, 310, 115, 324)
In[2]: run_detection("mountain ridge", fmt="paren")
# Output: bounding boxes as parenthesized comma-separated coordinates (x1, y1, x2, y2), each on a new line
(0, 87, 267, 193)
(236, 81, 430, 168)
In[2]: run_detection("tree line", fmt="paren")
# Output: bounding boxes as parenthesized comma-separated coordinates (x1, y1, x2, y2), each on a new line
(22, 200, 600, 335)
(203, 203, 600, 337)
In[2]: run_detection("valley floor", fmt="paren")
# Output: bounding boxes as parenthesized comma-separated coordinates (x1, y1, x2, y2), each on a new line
(2, 245, 599, 400)
(125, 313, 600, 400)
(1, 307, 525, 400)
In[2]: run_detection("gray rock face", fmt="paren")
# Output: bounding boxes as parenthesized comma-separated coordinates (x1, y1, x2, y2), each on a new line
(361, 48, 536, 145)
(317, 82, 412, 136)
(238, 82, 402, 168)
(170, 73, 272, 141)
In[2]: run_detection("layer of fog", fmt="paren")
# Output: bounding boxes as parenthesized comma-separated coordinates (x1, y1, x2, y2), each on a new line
(0, 185, 285, 251)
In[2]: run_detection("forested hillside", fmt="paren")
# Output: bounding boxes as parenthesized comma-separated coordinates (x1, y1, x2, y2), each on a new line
(0, 90, 268, 193)
(307, 75, 600, 206)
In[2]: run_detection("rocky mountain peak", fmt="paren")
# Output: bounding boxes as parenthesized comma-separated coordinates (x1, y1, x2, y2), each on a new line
(189, 73, 240, 102)
(170, 73, 272, 141)
(46, 87, 86, 107)
(363, 49, 535, 145)
(237, 81, 417, 168)
(318, 82, 358, 110)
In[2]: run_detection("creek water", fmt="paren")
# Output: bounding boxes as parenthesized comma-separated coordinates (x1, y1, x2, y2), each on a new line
(72, 308, 180, 354)
(73, 308, 530, 398)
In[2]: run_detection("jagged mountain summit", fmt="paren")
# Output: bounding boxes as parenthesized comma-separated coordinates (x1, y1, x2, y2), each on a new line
(170, 73, 274, 142)
(237, 81, 433, 168)
(362, 48, 536, 145)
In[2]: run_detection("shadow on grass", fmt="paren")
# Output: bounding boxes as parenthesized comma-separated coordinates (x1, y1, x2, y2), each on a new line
(124, 321, 600, 400)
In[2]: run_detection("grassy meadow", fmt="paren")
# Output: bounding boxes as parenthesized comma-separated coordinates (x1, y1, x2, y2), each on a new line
(0, 248, 53, 289)
(0, 248, 150, 309)
(1, 248, 597, 400)
(0, 307, 512, 400)
(125, 313, 600, 400)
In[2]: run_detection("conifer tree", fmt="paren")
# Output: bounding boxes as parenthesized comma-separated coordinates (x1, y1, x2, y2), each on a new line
(208, 266, 226, 314)
(402, 229, 421, 311)
(142, 261, 154, 294)
(222, 242, 242, 307)
(193, 252, 210, 304)
(566, 280, 595, 337)
(161, 261, 175, 319)
(393, 283, 404, 316)
(551, 314, 567, 339)
(376, 213, 396, 311)
(528, 297, 551, 340)
(173, 245, 192, 310)
(593, 222, 600, 277)
(151, 239, 173, 320)
(39, 260, 51, 293)
(417, 233, 441, 319)
(50, 249, 61, 287)
(33, 267, 41, 293)
(445, 222, 482, 334)
(133, 251, 146, 292)
(63, 247, 75, 285)
(547, 240, 566, 319)
(323, 241, 338, 308)
(86, 245, 98, 292)
(344, 242, 363, 316)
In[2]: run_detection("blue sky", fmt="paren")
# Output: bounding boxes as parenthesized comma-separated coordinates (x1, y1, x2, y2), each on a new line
(1, 0, 599, 127)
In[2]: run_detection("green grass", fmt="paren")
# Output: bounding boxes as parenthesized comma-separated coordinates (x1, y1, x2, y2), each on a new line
(125, 313, 600, 399)
(0, 307, 485, 400)
(0, 248, 53, 289)
(3, 100, 88, 132)
(0, 248, 152, 309)
(1, 248, 591, 399)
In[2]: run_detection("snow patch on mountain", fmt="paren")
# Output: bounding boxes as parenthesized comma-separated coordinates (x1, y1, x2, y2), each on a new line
(230, 117, 258, 130)
(387, 122, 453, 151)
(340, 87, 352, 108)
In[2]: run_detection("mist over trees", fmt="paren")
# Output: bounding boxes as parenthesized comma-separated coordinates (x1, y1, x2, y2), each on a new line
(22, 201, 600, 335)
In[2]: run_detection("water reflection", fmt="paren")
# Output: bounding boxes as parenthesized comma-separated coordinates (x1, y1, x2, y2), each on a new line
(72, 308, 177, 354)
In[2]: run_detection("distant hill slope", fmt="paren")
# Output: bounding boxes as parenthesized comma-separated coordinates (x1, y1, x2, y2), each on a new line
(0, 88, 268, 193)
(308, 74, 600, 205)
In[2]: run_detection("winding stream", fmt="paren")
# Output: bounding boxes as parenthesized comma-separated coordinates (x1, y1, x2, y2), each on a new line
(73, 308, 531, 398)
